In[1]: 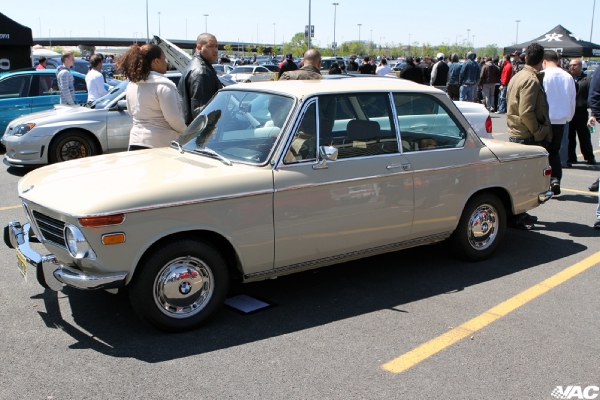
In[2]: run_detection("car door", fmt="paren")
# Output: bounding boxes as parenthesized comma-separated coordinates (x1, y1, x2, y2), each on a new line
(105, 94, 131, 152)
(393, 93, 497, 239)
(73, 76, 89, 103)
(30, 73, 60, 113)
(273, 93, 414, 270)
(0, 74, 32, 133)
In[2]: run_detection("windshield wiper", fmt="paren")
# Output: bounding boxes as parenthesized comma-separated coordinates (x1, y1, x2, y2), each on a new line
(170, 140, 184, 154)
(190, 147, 232, 166)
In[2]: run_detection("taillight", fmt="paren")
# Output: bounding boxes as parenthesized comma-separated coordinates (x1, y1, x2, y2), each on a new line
(543, 167, 552, 176)
(485, 116, 493, 133)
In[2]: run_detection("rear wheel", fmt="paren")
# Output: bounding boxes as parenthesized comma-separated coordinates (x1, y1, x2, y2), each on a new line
(449, 193, 506, 261)
(128, 239, 229, 332)
(49, 130, 97, 163)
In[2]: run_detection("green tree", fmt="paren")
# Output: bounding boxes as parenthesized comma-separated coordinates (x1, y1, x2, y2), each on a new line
(480, 44, 500, 58)
(289, 32, 309, 50)
(257, 44, 264, 55)
(245, 45, 252, 56)
(224, 44, 233, 56)
(271, 45, 279, 55)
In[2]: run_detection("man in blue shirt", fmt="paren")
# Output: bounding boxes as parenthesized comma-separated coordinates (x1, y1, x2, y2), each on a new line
(459, 52, 480, 102)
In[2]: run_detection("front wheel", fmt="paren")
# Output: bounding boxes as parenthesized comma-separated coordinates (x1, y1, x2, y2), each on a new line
(49, 130, 97, 163)
(128, 239, 229, 332)
(449, 193, 506, 261)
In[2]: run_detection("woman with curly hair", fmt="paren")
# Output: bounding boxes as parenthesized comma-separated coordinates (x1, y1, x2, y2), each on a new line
(117, 44, 186, 151)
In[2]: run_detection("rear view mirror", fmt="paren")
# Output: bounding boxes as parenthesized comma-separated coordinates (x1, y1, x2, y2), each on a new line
(240, 102, 252, 113)
(117, 100, 127, 111)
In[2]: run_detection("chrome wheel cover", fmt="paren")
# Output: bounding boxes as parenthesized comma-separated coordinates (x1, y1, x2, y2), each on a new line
(467, 204, 498, 251)
(153, 256, 214, 319)
(60, 140, 88, 160)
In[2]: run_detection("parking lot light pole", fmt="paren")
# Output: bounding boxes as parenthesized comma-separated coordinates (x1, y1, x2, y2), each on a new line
(380, 36, 384, 55)
(273, 23, 276, 52)
(145, 0, 149, 43)
(332, 3, 339, 56)
(204, 14, 209, 33)
(516, 20, 520, 44)
(591, 0, 596, 41)
(158, 12, 161, 36)
(308, 0, 312, 49)
(358, 24, 362, 54)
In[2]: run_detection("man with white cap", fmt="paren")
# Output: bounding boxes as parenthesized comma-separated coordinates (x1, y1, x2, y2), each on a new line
(430, 53, 448, 87)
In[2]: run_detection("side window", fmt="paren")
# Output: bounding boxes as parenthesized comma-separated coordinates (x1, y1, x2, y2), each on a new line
(0, 76, 31, 98)
(36, 75, 56, 96)
(74, 77, 88, 93)
(393, 93, 466, 152)
(318, 93, 398, 159)
(284, 103, 317, 164)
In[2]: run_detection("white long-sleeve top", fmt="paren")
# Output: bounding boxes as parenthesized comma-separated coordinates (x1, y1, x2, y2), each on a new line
(126, 71, 187, 148)
(542, 67, 576, 125)
(85, 69, 108, 102)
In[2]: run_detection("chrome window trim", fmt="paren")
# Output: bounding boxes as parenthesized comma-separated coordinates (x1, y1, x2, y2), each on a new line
(244, 231, 452, 280)
(21, 189, 275, 219)
(411, 158, 498, 173)
(389, 91, 403, 153)
(276, 152, 402, 170)
(274, 170, 413, 193)
(498, 154, 548, 162)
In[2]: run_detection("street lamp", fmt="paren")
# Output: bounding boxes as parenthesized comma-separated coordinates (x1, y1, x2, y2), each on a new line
(370, 29, 373, 45)
(467, 28, 470, 43)
(591, 0, 596, 41)
(332, 3, 339, 55)
(472, 35, 475, 51)
(204, 14, 209, 33)
(455, 34, 461, 46)
(158, 12, 161, 36)
(145, 0, 149, 43)
(273, 23, 276, 53)
(516, 20, 521, 44)
(358, 23, 362, 54)
(408, 33, 411, 56)
(379, 36, 385, 55)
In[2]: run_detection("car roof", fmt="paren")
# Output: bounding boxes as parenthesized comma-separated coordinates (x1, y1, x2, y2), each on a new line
(0, 69, 87, 79)
(221, 77, 440, 98)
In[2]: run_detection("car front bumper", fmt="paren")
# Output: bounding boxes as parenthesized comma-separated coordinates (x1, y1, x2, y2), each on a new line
(1, 133, 51, 165)
(4, 221, 127, 291)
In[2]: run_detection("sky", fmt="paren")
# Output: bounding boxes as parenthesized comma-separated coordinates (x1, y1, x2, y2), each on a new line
(3, 0, 600, 51)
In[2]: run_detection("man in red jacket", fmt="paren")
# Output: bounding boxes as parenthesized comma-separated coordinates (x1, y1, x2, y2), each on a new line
(497, 54, 513, 114)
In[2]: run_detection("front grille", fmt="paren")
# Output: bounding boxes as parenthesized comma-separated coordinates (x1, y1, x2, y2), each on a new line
(32, 211, 66, 248)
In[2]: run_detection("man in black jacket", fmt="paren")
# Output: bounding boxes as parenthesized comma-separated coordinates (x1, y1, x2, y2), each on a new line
(278, 52, 298, 78)
(567, 58, 595, 166)
(399, 57, 423, 84)
(179, 33, 223, 125)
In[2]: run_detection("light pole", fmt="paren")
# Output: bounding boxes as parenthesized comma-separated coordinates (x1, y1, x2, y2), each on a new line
(516, 20, 521, 44)
(358, 23, 362, 54)
(455, 35, 461, 46)
(145, 0, 149, 43)
(466, 29, 470, 43)
(158, 12, 161, 36)
(379, 36, 384, 55)
(591, 0, 596, 41)
(472, 35, 475, 51)
(204, 14, 209, 33)
(308, 0, 312, 49)
(370, 29, 373, 45)
(273, 23, 276, 54)
(332, 3, 339, 55)
(408, 33, 411, 56)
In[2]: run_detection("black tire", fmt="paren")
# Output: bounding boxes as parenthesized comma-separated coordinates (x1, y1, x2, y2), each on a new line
(49, 130, 97, 163)
(128, 239, 229, 332)
(449, 193, 506, 261)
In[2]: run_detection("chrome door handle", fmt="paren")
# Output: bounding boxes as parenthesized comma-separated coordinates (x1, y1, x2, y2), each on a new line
(386, 165, 401, 170)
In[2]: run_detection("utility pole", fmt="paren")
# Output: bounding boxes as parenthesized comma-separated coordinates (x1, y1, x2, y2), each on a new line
(592, 0, 597, 41)
(145, 0, 149, 43)
(332, 3, 339, 56)
(308, 0, 312, 49)
(516, 20, 521, 44)
(204, 14, 209, 33)
(158, 12, 161, 36)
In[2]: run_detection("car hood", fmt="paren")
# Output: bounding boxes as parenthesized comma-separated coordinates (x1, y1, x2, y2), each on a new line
(18, 148, 273, 217)
(8, 105, 107, 128)
(482, 138, 549, 161)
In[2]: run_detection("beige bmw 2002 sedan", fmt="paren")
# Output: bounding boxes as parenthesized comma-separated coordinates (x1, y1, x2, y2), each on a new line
(4, 78, 553, 332)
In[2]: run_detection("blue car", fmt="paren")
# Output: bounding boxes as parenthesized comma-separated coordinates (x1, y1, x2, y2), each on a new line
(0, 70, 91, 139)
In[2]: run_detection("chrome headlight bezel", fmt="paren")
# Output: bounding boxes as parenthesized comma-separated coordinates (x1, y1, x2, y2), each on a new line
(64, 224, 96, 260)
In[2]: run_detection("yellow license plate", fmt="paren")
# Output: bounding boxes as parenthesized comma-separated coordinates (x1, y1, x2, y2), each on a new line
(16, 249, 27, 280)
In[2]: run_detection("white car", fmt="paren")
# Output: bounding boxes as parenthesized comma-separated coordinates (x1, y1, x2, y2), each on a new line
(229, 66, 274, 83)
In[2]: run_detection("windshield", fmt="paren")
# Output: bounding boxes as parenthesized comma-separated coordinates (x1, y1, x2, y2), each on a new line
(180, 90, 295, 164)
(91, 79, 128, 109)
(231, 67, 255, 74)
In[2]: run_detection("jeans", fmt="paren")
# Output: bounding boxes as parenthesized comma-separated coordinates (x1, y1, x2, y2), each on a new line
(459, 84, 474, 102)
(545, 124, 565, 181)
(559, 123, 569, 167)
(498, 86, 508, 113)
(482, 83, 496, 110)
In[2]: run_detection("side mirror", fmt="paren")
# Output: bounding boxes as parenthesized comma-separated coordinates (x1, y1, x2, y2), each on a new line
(312, 146, 338, 170)
(320, 146, 338, 161)
(117, 100, 127, 111)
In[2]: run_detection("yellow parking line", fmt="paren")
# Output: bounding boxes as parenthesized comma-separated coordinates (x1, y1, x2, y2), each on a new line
(0, 205, 21, 211)
(561, 188, 597, 195)
(381, 251, 600, 374)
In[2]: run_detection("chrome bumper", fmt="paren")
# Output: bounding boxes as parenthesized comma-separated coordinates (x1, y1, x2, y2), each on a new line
(4, 221, 127, 291)
(538, 190, 553, 204)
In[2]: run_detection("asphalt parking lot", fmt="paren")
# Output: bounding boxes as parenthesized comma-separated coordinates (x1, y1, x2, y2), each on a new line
(1, 116, 599, 399)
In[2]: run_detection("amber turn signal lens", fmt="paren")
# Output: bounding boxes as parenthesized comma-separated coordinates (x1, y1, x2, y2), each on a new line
(79, 214, 125, 227)
(102, 233, 126, 245)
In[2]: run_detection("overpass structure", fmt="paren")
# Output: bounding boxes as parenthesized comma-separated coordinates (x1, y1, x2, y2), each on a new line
(33, 37, 275, 54)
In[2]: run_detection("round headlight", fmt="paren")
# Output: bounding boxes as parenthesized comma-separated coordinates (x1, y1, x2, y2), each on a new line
(64, 224, 94, 259)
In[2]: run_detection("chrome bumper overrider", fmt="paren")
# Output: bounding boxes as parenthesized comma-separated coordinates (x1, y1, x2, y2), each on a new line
(538, 190, 553, 204)
(4, 221, 127, 291)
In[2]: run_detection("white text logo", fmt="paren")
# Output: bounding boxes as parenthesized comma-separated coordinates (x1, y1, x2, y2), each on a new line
(539, 33, 564, 42)
(551, 386, 599, 399)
